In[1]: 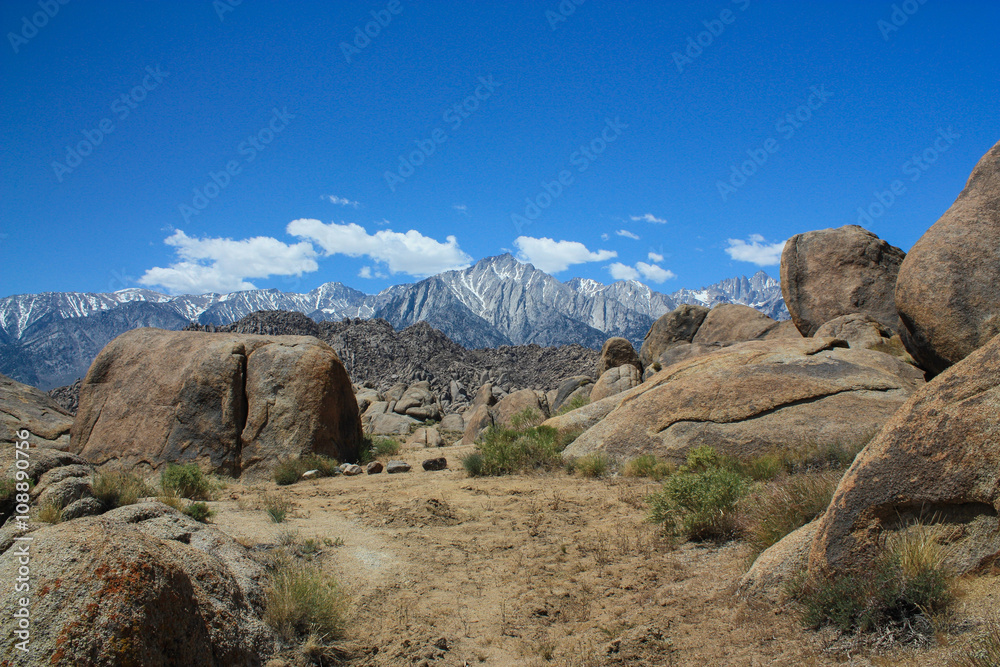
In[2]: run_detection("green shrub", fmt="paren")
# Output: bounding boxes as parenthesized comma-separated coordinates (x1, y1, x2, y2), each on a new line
(460, 451, 485, 477)
(800, 526, 953, 633)
(574, 452, 612, 478)
(371, 437, 399, 458)
(623, 454, 674, 481)
(264, 558, 349, 641)
(184, 501, 214, 523)
(556, 394, 591, 416)
(263, 491, 292, 523)
(556, 427, 585, 449)
(273, 454, 340, 486)
(161, 463, 214, 500)
(742, 471, 840, 559)
(472, 417, 563, 476)
(92, 470, 154, 509)
(647, 447, 749, 541)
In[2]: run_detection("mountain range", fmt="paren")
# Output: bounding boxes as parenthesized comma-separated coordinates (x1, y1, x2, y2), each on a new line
(0, 254, 787, 389)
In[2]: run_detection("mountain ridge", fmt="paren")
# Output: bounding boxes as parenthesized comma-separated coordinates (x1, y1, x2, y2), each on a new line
(0, 254, 788, 389)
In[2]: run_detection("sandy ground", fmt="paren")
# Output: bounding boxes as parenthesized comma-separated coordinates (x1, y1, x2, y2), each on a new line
(209, 443, 1000, 667)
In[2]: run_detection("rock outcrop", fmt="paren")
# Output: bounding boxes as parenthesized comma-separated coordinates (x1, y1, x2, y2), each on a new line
(590, 364, 642, 402)
(596, 337, 642, 376)
(638, 305, 709, 368)
(70, 329, 361, 477)
(895, 140, 1000, 375)
(564, 338, 925, 463)
(809, 332, 1000, 579)
(780, 225, 905, 337)
(0, 502, 275, 665)
(0, 373, 74, 450)
(691, 304, 782, 345)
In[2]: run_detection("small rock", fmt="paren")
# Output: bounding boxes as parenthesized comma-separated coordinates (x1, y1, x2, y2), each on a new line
(301, 469, 320, 480)
(60, 496, 105, 521)
(366, 461, 383, 475)
(386, 461, 411, 474)
(433, 636, 449, 651)
(422, 458, 447, 471)
(340, 464, 363, 476)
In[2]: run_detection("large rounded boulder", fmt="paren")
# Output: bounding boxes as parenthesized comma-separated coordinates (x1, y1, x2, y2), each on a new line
(895, 140, 1000, 375)
(781, 225, 905, 337)
(808, 333, 1000, 580)
(638, 304, 709, 368)
(563, 338, 924, 463)
(71, 328, 361, 477)
(0, 502, 275, 666)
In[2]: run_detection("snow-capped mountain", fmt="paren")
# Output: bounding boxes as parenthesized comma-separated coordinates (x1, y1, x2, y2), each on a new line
(0, 254, 787, 389)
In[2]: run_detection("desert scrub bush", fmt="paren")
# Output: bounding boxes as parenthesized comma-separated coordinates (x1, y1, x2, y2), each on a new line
(161, 463, 214, 500)
(0, 478, 16, 503)
(357, 435, 400, 464)
(647, 446, 749, 541)
(183, 501, 214, 523)
(573, 452, 613, 478)
(958, 618, 1000, 667)
(92, 470, 154, 509)
(263, 490, 293, 523)
(35, 500, 63, 524)
(556, 393, 591, 416)
(623, 454, 674, 481)
(799, 525, 954, 633)
(371, 436, 399, 458)
(741, 470, 840, 559)
(264, 556, 349, 642)
(273, 454, 340, 486)
(460, 451, 485, 477)
(556, 427, 586, 449)
(471, 415, 563, 476)
(157, 492, 186, 512)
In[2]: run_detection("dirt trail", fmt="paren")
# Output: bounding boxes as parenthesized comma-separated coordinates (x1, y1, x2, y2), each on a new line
(211, 444, 996, 666)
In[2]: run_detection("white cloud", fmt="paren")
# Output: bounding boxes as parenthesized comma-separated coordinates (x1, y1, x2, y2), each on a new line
(453, 204, 468, 214)
(325, 195, 360, 208)
(616, 229, 640, 240)
(513, 237, 617, 274)
(607, 260, 676, 284)
(630, 213, 667, 224)
(358, 266, 372, 279)
(288, 219, 472, 277)
(648, 251, 664, 262)
(724, 234, 786, 266)
(636, 262, 676, 283)
(607, 262, 639, 281)
(138, 230, 319, 295)
(600, 233, 610, 241)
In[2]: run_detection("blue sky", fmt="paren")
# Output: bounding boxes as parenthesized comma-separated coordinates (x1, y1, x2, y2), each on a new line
(2, 0, 998, 297)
